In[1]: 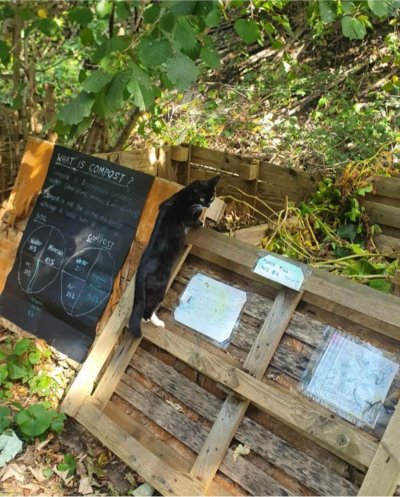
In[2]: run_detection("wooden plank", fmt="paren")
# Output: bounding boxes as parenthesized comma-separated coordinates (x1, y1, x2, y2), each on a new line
(131, 348, 358, 496)
(117, 375, 293, 496)
(76, 397, 205, 496)
(93, 244, 192, 408)
(369, 175, 400, 200)
(61, 276, 136, 417)
(190, 289, 303, 488)
(358, 401, 400, 496)
(233, 224, 268, 245)
(365, 200, 400, 230)
(187, 228, 400, 341)
(141, 321, 378, 469)
(103, 402, 231, 497)
(374, 234, 400, 258)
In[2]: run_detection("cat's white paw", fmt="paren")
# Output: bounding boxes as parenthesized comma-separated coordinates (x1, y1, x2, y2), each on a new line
(150, 313, 165, 328)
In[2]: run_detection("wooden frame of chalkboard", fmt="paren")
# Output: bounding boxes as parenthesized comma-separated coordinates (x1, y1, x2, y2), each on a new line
(1, 138, 400, 496)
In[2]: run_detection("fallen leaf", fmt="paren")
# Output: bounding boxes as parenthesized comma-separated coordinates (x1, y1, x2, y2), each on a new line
(53, 465, 74, 487)
(1, 463, 26, 482)
(0, 430, 24, 467)
(28, 465, 46, 483)
(78, 476, 93, 495)
(35, 435, 53, 452)
(132, 482, 155, 496)
(233, 443, 250, 462)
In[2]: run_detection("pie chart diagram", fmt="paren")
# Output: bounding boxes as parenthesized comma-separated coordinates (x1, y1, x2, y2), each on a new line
(61, 247, 115, 317)
(18, 225, 66, 294)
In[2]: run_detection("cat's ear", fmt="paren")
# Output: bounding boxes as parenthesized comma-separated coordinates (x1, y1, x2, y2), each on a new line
(209, 175, 220, 186)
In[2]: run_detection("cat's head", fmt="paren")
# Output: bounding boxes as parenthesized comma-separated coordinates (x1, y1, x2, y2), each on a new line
(189, 175, 220, 208)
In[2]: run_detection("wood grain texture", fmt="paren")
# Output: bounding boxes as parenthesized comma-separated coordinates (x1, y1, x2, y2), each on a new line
(131, 347, 358, 496)
(117, 375, 293, 496)
(190, 289, 302, 488)
(141, 322, 378, 469)
(365, 200, 400, 230)
(358, 401, 400, 496)
(368, 175, 400, 200)
(76, 398, 206, 496)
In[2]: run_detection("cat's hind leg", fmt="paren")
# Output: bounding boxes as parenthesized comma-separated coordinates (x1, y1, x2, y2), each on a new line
(143, 274, 167, 328)
(150, 312, 165, 328)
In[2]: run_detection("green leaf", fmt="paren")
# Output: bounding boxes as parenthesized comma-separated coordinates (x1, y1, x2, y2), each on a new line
(337, 223, 357, 241)
(16, 404, 53, 437)
(104, 70, 131, 114)
(200, 46, 220, 69)
(80, 27, 95, 46)
(369, 279, 392, 293)
(341, 16, 367, 39)
(0, 41, 10, 65)
(234, 19, 260, 44)
(42, 468, 54, 478)
(14, 338, 32, 356)
(96, 0, 113, 18)
(28, 350, 42, 365)
(173, 17, 198, 52)
(138, 38, 172, 67)
(0, 406, 11, 432)
(319, 0, 336, 22)
(368, 0, 389, 16)
(167, 0, 197, 16)
(50, 412, 66, 434)
(36, 19, 58, 36)
(165, 53, 199, 91)
(28, 374, 54, 396)
(68, 6, 93, 26)
(116, 1, 131, 21)
(58, 92, 95, 125)
(92, 36, 131, 64)
(341, 1, 356, 14)
(205, 9, 221, 27)
(159, 12, 175, 32)
(143, 4, 161, 23)
(18, 8, 36, 20)
(356, 184, 373, 196)
(83, 69, 113, 93)
(8, 361, 28, 380)
(127, 65, 154, 110)
(0, 365, 9, 386)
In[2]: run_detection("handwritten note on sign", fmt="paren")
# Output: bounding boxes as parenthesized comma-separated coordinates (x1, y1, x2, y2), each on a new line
(253, 254, 305, 291)
(0, 144, 154, 362)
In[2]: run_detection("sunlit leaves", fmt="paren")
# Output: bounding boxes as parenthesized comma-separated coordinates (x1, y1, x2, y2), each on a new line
(58, 92, 95, 125)
(165, 53, 199, 90)
(200, 46, 220, 69)
(104, 70, 131, 114)
(234, 19, 260, 44)
(127, 64, 154, 110)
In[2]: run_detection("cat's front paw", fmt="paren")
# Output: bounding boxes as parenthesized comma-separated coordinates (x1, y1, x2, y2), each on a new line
(150, 313, 165, 328)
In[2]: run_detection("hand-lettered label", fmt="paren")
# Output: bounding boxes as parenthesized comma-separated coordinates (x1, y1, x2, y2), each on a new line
(253, 255, 305, 291)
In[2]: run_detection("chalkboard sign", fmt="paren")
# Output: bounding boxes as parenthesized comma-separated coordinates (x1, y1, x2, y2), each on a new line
(0, 145, 154, 362)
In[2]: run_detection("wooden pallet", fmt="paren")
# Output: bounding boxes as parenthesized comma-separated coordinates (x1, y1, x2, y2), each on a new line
(2, 138, 400, 495)
(59, 199, 400, 495)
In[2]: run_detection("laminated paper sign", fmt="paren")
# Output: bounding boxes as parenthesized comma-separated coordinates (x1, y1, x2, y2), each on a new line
(0, 145, 154, 362)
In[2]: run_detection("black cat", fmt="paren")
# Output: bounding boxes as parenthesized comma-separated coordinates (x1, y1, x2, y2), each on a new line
(128, 175, 220, 337)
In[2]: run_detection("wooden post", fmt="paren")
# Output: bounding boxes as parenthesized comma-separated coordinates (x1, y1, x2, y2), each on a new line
(172, 144, 191, 185)
(392, 270, 400, 297)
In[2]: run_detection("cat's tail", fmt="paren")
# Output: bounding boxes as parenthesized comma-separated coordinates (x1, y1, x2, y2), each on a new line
(128, 272, 146, 338)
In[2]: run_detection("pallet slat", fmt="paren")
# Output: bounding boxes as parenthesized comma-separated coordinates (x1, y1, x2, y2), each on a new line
(190, 288, 303, 488)
(187, 228, 400, 341)
(141, 321, 377, 469)
(365, 200, 400, 230)
(131, 347, 358, 496)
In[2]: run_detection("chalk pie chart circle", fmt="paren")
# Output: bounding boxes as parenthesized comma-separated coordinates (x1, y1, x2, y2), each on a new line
(18, 225, 66, 294)
(61, 248, 115, 317)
